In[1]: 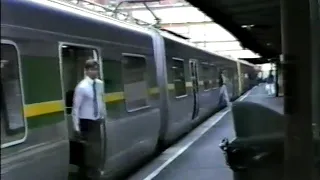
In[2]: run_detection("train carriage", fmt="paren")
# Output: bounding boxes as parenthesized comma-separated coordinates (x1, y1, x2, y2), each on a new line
(157, 33, 241, 146)
(1, 0, 161, 179)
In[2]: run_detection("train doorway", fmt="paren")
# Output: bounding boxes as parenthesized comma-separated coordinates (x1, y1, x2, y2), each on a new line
(189, 59, 200, 119)
(225, 67, 236, 98)
(59, 44, 106, 178)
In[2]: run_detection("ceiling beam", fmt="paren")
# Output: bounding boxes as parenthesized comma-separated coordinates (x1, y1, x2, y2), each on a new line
(192, 40, 239, 43)
(222, 1, 279, 9)
(117, 3, 191, 11)
(219, 0, 278, 8)
(161, 21, 213, 27)
(185, 0, 279, 57)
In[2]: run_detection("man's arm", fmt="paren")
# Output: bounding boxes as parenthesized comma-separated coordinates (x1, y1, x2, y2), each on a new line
(72, 86, 84, 132)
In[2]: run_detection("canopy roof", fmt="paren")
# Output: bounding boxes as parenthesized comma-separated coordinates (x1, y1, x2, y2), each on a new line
(185, 0, 281, 64)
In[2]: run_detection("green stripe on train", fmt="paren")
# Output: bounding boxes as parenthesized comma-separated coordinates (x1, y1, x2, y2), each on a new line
(21, 56, 62, 104)
(27, 112, 64, 129)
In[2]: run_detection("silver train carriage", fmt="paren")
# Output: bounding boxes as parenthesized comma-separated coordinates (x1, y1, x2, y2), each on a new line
(0, 0, 257, 179)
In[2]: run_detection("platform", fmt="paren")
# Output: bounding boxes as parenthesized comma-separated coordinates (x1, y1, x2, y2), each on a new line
(129, 84, 285, 180)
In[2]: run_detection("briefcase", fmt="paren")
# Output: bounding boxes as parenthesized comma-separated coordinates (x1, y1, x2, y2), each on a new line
(69, 133, 87, 166)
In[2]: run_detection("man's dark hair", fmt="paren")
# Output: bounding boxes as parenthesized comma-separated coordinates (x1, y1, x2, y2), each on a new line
(84, 59, 99, 70)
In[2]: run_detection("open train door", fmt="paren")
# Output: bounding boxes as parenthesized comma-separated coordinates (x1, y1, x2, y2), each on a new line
(189, 59, 200, 119)
(59, 44, 107, 178)
(225, 67, 236, 98)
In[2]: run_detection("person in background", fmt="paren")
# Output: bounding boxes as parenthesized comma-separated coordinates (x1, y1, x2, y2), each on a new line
(72, 59, 106, 180)
(218, 70, 231, 107)
(266, 70, 275, 95)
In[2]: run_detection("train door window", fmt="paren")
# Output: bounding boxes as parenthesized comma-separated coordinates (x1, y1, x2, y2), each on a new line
(201, 62, 210, 91)
(172, 58, 187, 97)
(122, 54, 149, 112)
(1, 41, 26, 148)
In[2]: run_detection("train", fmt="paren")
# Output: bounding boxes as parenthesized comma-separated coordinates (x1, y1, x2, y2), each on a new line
(0, 0, 257, 179)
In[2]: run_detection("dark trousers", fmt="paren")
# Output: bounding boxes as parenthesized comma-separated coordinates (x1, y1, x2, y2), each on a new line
(78, 119, 102, 180)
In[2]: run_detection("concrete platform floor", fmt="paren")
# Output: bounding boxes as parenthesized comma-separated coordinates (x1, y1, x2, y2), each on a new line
(129, 85, 293, 180)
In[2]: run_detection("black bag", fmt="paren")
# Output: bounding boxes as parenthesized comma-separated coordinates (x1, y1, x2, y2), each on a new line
(219, 138, 283, 171)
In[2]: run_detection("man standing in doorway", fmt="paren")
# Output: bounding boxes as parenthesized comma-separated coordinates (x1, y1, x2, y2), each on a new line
(219, 70, 231, 107)
(72, 59, 106, 179)
(266, 70, 275, 95)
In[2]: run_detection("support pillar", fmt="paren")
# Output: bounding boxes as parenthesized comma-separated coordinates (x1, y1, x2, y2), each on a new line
(280, 0, 314, 179)
(310, 0, 320, 172)
(275, 61, 280, 97)
(310, 0, 320, 136)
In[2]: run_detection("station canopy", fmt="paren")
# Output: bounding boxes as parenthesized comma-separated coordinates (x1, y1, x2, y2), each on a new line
(184, 0, 281, 64)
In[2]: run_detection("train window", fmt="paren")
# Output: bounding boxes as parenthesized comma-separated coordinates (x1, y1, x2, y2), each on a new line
(172, 58, 187, 97)
(1, 42, 26, 148)
(121, 54, 149, 112)
(201, 63, 211, 90)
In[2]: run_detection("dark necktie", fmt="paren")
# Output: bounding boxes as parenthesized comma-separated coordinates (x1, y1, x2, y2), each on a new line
(93, 80, 98, 118)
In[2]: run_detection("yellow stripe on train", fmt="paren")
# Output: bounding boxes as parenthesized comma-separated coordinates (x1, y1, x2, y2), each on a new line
(22, 83, 198, 118)
(23, 88, 160, 118)
(24, 100, 64, 118)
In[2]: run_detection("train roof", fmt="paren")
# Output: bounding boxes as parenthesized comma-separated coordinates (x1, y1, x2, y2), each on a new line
(1, 0, 256, 67)
(1, 0, 153, 46)
(159, 30, 238, 62)
(159, 30, 257, 67)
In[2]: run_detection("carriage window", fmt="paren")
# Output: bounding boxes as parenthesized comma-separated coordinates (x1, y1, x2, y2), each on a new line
(122, 55, 149, 112)
(172, 58, 187, 97)
(201, 63, 211, 90)
(1, 43, 26, 147)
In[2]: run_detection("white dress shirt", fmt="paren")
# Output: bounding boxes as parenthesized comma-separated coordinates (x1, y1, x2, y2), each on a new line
(72, 76, 106, 129)
(222, 74, 228, 85)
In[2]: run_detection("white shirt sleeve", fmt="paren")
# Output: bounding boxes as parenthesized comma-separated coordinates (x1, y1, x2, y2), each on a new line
(72, 85, 84, 130)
